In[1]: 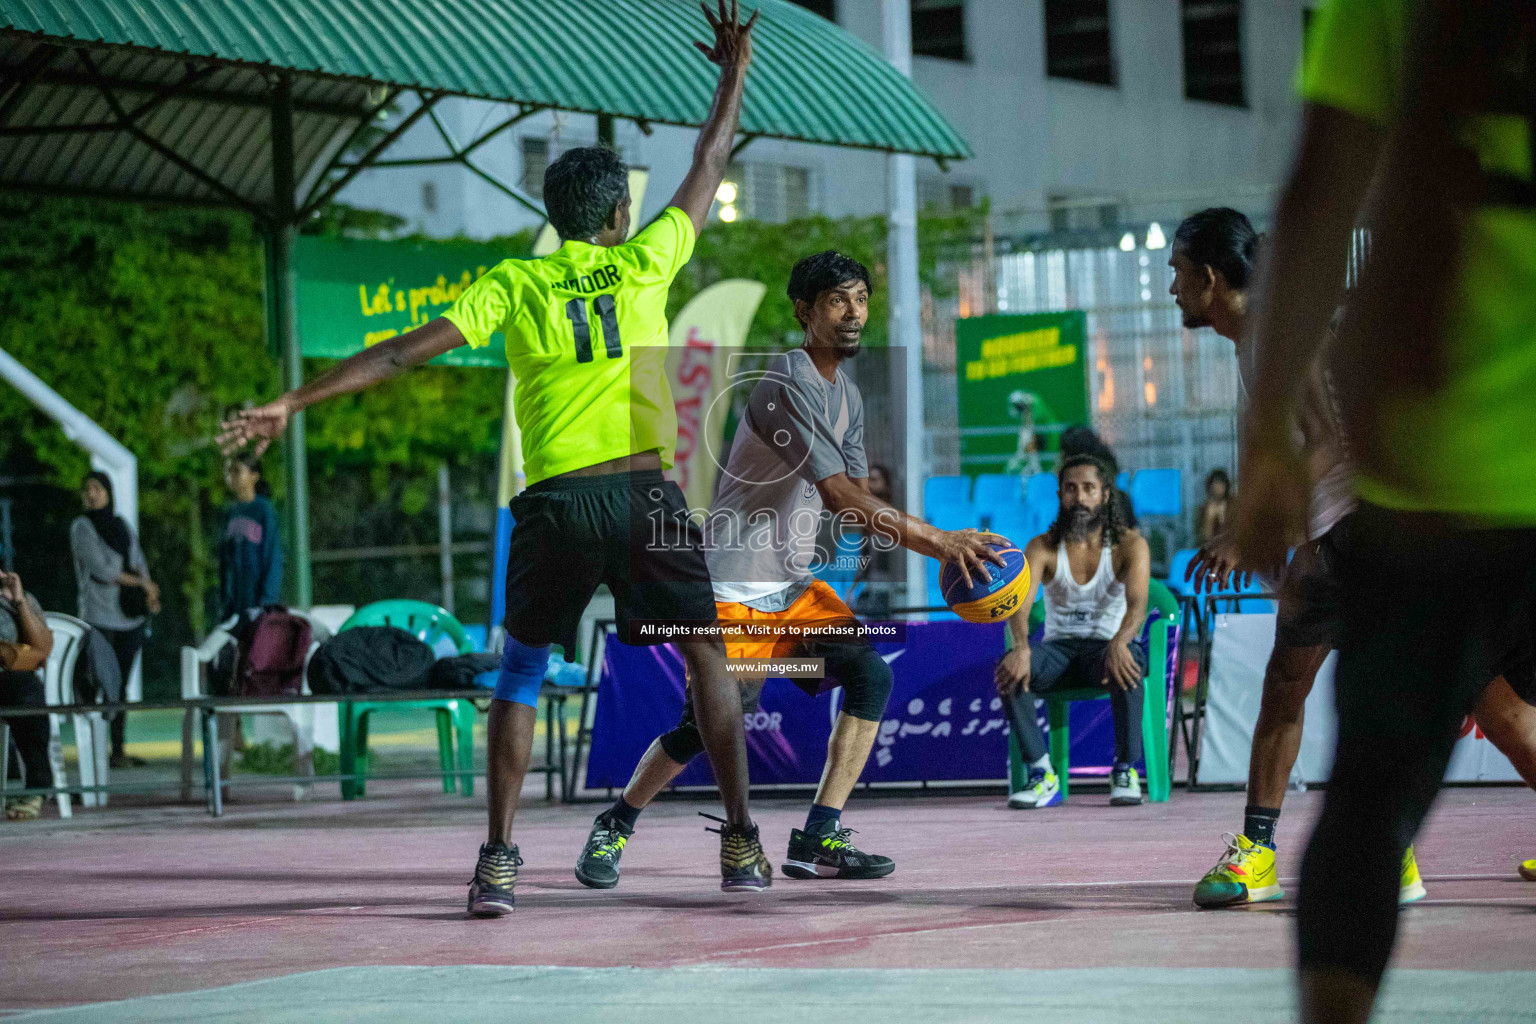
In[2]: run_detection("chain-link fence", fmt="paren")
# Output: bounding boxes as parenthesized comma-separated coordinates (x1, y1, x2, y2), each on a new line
(917, 206, 1275, 550)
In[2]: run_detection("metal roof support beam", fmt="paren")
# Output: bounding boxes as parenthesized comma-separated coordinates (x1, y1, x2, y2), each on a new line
(458, 105, 542, 158)
(298, 90, 441, 218)
(458, 157, 544, 218)
(268, 72, 311, 608)
(27, 68, 371, 120)
(338, 104, 540, 169)
(0, 59, 222, 137)
(367, 98, 546, 216)
(297, 83, 402, 211)
(122, 61, 221, 123)
(0, 42, 62, 126)
(77, 51, 261, 215)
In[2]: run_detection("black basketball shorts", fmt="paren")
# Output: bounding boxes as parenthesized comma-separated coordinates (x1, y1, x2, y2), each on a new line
(501, 469, 718, 655)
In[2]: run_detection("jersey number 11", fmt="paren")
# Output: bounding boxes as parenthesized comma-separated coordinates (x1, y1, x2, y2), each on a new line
(565, 295, 622, 363)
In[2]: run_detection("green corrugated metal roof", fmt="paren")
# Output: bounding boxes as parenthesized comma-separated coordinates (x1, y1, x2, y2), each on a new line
(0, 0, 969, 210)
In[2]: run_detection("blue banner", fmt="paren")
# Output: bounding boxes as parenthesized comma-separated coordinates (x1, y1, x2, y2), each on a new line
(584, 619, 1139, 790)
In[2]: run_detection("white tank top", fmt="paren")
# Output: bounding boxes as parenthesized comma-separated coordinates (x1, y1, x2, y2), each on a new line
(1042, 540, 1126, 642)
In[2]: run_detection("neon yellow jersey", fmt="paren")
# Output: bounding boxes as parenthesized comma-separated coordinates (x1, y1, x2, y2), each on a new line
(441, 207, 695, 485)
(1301, 0, 1536, 522)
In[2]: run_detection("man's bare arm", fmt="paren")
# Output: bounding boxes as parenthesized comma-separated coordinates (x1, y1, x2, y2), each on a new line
(1244, 103, 1382, 449)
(1111, 534, 1152, 647)
(669, 2, 758, 235)
(817, 472, 1004, 587)
(1235, 103, 1382, 568)
(0, 573, 51, 672)
(219, 318, 467, 455)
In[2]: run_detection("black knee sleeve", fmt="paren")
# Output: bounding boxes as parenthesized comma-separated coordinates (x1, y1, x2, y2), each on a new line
(658, 681, 765, 765)
(658, 720, 704, 765)
(834, 645, 895, 722)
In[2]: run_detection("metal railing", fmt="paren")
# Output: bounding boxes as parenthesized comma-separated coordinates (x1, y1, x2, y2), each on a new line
(0, 687, 577, 817)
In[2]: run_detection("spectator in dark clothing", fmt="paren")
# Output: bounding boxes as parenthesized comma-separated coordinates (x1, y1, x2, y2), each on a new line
(69, 471, 156, 769)
(1, 570, 54, 821)
(218, 453, 283, 622)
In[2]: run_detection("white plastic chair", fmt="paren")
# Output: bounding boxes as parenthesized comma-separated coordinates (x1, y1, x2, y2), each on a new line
(178, 612, 322, 802)
(41, 612, 105, 816)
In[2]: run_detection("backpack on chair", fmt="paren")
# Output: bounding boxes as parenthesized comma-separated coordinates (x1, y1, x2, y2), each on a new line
(235, 606, 311, 697)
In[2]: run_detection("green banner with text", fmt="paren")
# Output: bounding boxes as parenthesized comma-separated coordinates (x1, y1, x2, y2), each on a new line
(955, 311, 1089, 476)
(294, 235, 512, 367)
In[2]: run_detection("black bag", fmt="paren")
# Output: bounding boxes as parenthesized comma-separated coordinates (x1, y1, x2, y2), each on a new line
(306, 626, 435, 695)
(429, 652, 502, 690)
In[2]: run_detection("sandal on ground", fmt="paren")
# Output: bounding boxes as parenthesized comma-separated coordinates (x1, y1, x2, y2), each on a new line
(5, 796, 43, 821)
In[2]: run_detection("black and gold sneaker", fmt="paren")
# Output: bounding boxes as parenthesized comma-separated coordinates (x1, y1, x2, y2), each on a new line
(783, 822, 895, 879)
(701, 812, 772, 892)
(575, 812, 633, 890)
(467, 841, 522, 917)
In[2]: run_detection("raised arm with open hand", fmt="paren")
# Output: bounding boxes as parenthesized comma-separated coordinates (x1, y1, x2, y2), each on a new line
(218, 316, 468, 456)
(670, 2, 758, 235)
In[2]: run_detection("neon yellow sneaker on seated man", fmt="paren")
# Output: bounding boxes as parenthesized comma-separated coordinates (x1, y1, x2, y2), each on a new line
(1193, 833, 1284, 908)
(1521, 858, 1536, 881)
(1399, 845, 1427, 904)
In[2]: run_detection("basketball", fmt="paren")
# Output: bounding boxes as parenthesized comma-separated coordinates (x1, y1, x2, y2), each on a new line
(940, 540, 1031, 623)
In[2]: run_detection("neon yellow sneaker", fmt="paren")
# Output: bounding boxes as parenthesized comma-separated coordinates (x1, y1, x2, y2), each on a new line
(1399, 845, 1427, 904)
(1193, 833, 1283, 908)
(1520, 859, 1536, 881)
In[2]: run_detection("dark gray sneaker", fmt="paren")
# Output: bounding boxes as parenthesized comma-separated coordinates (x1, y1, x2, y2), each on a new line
(782, 824, 895, 880)
(467, 842, 521, 917)
(575, 812, 633, 890)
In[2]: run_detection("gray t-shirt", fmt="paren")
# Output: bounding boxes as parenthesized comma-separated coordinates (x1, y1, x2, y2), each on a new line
(705, 349, 867, 610)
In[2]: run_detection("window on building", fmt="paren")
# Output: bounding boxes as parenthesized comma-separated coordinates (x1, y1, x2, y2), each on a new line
(1044, 0, 1115, 87)
(912, 0, 966, 61)
(918, 178, 976, 212)
(1182, 0, 1245, 107)
(520, 136, 550, 198)
(725, 162, 817, 223)
(421, 180, 438, 214)
(788, 0, 836, 20)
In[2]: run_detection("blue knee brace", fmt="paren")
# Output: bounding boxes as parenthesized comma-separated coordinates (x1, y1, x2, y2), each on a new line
(494, 637, 550, 707)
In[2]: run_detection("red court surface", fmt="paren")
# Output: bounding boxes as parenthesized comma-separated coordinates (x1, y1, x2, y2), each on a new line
(1, 785, 1531, 1019)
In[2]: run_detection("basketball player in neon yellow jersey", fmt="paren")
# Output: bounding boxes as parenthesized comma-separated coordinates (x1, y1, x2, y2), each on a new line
(221, 2, 771, 913)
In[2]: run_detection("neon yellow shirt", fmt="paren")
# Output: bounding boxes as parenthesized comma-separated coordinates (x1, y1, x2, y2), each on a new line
(441, 207, 695, 485)
(1301, 0, 1536, 522)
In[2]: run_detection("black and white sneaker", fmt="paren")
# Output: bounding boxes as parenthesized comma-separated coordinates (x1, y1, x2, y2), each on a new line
(467, 841, 522, 917)
(782, 823, 895, 880)
(1109, 765, 1143, 805)
(575, 812, 632, 890)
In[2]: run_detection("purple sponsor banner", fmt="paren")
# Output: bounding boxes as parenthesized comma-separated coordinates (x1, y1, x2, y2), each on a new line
(584, 619, 1150, 789)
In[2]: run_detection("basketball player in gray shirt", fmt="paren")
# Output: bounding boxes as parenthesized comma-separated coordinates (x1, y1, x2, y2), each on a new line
(573, 251, 1004, 887)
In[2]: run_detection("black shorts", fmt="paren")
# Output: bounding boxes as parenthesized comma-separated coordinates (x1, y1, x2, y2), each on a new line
(1273, 517, 1350, 650)
(1277, 513, 1536, 705)
(502, 469, 717, 655)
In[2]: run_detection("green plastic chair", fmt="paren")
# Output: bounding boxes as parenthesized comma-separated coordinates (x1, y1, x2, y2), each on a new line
(336, 600, 478, 799)
(1005, 578, 1179, 803)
